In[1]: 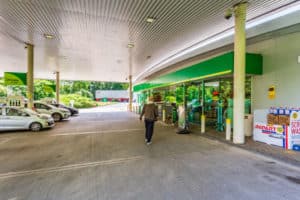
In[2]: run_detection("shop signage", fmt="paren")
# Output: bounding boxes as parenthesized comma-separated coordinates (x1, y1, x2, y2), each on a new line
(254, 123, 284, 136)
(43, 84, 56, 93)
(286, 110, 300, 150)
(4, 72, 27, 86)
(290, 111, 300, 135)
(253, 122, 285, 147)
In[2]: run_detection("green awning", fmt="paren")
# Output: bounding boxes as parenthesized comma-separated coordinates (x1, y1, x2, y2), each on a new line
(134, 51, 262, 92)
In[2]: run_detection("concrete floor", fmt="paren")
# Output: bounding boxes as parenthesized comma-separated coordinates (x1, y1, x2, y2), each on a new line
(0, 103, 299, 200)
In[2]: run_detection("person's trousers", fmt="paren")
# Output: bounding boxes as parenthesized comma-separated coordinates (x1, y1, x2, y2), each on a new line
(144, 119, 155, 142)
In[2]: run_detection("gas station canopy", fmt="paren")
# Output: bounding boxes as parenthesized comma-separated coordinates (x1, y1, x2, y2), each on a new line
(0, 0, 299, 82)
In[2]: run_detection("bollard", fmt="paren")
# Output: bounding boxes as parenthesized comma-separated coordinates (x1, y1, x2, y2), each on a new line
(201, 115, 205, 133)
(226, 118, 231, 140)
(162, 109, 166, 122)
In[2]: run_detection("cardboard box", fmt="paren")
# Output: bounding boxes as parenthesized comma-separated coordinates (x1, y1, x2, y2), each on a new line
(267, 114, 279, 124)
(278, 115, 290, 126)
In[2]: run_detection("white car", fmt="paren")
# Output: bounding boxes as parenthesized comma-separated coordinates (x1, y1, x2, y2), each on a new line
(33, 102, 71, 122)
(0, 106, 55, 132)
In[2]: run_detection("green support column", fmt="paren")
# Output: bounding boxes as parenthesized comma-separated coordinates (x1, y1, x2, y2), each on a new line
(129, 75, 133, 111)
(26, 43, 34, 109)
(233, 2, 247, 144)
(56, 71, 60, 104)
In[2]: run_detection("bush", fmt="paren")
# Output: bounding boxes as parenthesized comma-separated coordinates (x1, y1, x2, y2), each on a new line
(75, 89, 93, 99)
(60, 94, 97, 108)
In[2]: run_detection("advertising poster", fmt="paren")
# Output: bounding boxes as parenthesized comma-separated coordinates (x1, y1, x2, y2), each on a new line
(43, 84, 56, 93)
(253, 123, 285, 147)
(287, 111, 300, 150)
(4, 72, 27, 86)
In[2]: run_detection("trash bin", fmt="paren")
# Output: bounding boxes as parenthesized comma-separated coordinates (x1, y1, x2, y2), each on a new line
(244, 114, 253, 136)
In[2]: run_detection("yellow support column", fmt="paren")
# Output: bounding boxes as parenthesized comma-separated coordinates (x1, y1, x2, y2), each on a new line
(233, 2, 247, 144)
(26, 43, 34, 109)
(56, 71, 60, 104)
(129, 75, 133, 112)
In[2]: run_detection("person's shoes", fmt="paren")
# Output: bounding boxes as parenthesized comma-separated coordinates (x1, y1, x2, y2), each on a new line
(146, 141, 152, 145)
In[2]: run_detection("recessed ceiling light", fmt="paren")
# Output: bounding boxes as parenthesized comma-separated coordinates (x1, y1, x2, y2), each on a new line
(44, 33, 54, 39)
(127, 43, 134, 48)
(146, 17, 156, 23)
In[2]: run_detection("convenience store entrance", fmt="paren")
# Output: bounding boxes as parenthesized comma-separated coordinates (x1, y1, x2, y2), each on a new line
(142, 77, 252, 133)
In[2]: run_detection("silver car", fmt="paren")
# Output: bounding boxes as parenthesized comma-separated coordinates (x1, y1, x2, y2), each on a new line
(33, 102, 71, 122)
(0, 107, 55, 132)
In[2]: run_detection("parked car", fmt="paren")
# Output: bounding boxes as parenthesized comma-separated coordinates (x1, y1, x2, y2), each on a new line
(0, 106, 54, 132)
(33, 102, 71, 122)
(51, 103, 79, 116)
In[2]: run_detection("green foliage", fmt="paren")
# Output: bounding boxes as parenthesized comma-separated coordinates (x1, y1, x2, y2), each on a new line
(75, 89, 93, 98)
(165, 96, 176, 103)
(175, 86, 184, 104)
(0, 77, 128, 108)
(187, 85, 199, 101)
(34, 79, 55, 100)
(60, 94, 97, 108)
(61, 80, 129, 99)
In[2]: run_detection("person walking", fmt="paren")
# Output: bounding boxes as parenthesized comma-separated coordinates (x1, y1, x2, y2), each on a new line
(140, 96, 158, 145)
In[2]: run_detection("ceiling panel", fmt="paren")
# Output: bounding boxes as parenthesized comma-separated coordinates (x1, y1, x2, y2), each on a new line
(0, 0, 298, 82)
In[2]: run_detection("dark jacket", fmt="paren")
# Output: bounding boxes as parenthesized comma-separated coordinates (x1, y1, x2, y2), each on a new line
(140, 103, 158, 121)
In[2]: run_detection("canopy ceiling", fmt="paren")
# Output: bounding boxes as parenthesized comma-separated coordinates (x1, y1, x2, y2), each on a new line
(0, 0, 299, 82)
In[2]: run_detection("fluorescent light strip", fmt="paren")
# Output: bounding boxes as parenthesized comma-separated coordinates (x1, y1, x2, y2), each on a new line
(133, 1, 300, 83)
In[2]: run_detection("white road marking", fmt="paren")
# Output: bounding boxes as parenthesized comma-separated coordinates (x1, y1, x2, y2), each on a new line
(0, 156, 144, 180)
(76, 120, 130, 123)
(51, 128, 143, 136)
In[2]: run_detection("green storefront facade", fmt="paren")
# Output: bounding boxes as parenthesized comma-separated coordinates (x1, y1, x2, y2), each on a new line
(133, 51, 263, 128)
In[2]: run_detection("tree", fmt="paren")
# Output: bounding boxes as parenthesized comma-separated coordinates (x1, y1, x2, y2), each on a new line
(33, 79, 55, 100)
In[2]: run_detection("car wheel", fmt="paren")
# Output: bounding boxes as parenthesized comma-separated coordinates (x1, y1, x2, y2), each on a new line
(52, 113, 62, 122)
(30, 122, 42, 132)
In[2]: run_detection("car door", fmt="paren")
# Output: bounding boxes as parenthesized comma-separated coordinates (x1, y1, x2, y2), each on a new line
(4, 108, 29, 130)
(0, 107, 8, 130)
